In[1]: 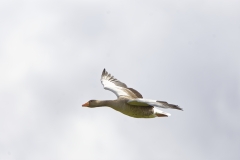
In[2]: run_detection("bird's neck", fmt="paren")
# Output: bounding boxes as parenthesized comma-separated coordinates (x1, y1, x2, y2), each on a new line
(95, 100, 115, 107)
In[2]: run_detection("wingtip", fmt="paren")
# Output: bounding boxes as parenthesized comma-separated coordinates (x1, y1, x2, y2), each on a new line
(102, 68, 110, 79)
(169, 103, 183, 111)
(177, 105, 183, 111)
(102, 68, 106, 76)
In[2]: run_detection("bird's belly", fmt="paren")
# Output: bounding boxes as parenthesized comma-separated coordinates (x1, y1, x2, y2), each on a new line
(112, 105, 155, 118)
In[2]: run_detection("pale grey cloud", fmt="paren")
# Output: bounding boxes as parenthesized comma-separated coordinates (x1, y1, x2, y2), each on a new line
(0, 0, 239, 160)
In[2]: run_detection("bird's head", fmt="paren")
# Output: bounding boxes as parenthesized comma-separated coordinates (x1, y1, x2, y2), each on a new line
(82, 100, 99, 108)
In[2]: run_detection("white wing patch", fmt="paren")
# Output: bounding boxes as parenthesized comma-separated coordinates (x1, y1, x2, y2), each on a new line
(127, 98, 158, 106)
(101, 79, 129, 97)
(127, 98, 182, 110)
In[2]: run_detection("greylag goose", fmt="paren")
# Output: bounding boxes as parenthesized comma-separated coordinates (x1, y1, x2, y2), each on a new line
(82, 69, 182, 118)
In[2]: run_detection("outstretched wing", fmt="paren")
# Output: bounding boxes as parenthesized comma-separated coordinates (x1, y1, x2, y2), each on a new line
(127, 98, 183, 110)
(101, 69, 143, 98)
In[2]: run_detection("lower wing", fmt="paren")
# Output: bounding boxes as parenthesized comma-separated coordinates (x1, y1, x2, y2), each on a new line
(127, 98, 183, 111)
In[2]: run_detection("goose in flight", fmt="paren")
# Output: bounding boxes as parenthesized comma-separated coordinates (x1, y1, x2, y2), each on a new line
(82, 69, 182, 118)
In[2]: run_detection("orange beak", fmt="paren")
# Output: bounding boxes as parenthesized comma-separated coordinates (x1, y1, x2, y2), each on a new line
(82, 102, 89, 107)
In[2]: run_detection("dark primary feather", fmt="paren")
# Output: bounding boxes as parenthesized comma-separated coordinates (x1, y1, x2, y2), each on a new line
(157, 101, 183, 111)
(127, 88, 143, 98)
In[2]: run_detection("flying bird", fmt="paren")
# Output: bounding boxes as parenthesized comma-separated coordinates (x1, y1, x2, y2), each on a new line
(82, 69, 182, 118)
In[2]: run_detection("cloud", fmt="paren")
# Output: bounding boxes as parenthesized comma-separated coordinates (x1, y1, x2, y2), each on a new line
(0, 0, 239, 160)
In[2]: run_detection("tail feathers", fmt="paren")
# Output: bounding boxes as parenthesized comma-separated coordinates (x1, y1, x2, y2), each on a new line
(153, 108, 171, 117)
(156, 113, 168, 117)
(157, 101, 183, 111)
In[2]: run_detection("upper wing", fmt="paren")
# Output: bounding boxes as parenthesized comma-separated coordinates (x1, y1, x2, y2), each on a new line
(101, 69, 143, 98)
(127, 98, 183, 110)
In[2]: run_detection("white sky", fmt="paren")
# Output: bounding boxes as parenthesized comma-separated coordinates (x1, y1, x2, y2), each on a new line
(0, 0, 240, 160)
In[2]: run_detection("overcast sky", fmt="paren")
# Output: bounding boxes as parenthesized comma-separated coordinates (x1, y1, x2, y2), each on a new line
(0, 0, 240, 160)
